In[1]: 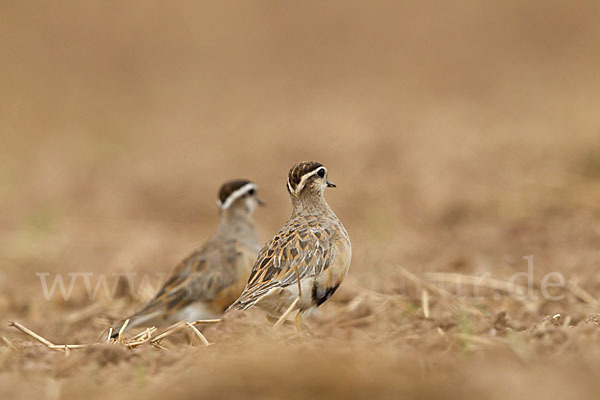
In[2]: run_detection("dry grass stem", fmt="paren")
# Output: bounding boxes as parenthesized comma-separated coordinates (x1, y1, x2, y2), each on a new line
(8, 318, 220, 352)
(189, 319, 221, 325)
(1, 336, 18, 351)
(567, 279, 599, 306)
(117, 319, 130, 342)
(186, 322, 211, 346)
(396, 266, 481, 315)
(8, 321, 56, 347)
(131, 327, 157, 342)
(422, 289, 430, 318)
(95, 327, 111, 344)
(424, 272, 528, 296)
(150, 321, 189, 343)
(273, 297, 300, 329)
(8, 321, 88, 351)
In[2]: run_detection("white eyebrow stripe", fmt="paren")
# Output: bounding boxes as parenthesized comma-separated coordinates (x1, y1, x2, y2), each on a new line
(293, 167, 326, 194)
(218, 183, 257, 209)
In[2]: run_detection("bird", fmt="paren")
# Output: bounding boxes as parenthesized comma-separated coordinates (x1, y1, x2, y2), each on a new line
(111, 179, 264, 337)
(227, 161, 351, 330)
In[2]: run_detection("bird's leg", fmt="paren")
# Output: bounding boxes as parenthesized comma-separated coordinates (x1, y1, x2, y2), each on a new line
(294, 311, 314, 336)
(274, 267, 303, 330)
(294, 266, 302, 298)
(295, 311, 303, 335)
(292, 266, 304, 334)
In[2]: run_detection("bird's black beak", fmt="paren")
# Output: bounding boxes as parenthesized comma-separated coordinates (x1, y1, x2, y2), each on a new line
(256, 197, 267, 207)
(326, 180, 336, 188)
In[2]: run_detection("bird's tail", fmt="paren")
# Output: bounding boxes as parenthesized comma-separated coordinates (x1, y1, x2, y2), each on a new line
(109, 310, 161, 339)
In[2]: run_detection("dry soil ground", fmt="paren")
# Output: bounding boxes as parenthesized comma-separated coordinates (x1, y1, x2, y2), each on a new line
(1, 1, 600, 399)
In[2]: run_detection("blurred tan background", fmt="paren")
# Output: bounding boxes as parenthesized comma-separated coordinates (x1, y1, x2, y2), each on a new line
(2, 0, 599, 292)
(2, 1, 600, 398)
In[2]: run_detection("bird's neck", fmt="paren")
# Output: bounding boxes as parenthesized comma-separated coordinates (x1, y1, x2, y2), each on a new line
(216, 208, 257, 239)
(290, 193, 333, 218)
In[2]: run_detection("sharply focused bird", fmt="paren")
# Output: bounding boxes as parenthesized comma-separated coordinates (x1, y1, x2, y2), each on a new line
(227, 161, 351, 330)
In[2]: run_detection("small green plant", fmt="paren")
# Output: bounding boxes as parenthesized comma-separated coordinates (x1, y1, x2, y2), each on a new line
(457, 311, 473, 335)
(134, 362, 147, 387)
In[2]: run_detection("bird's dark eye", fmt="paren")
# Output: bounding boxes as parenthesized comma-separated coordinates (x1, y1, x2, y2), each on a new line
(317, 168, 326, 178)
(248, 188, 255, 195)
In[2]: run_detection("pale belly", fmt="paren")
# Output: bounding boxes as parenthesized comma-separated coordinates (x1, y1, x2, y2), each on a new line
(171, 303, 221, 323)
(255, 236, 352, 318)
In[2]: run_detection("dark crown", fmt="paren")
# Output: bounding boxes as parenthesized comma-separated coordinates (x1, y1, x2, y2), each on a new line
(218, 179, 254, 204)
(287, 161, 325, 192)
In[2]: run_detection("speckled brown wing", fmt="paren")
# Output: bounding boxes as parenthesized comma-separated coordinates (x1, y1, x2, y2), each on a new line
(229, 216, 337, 310)
(129, 238, 243, 319)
